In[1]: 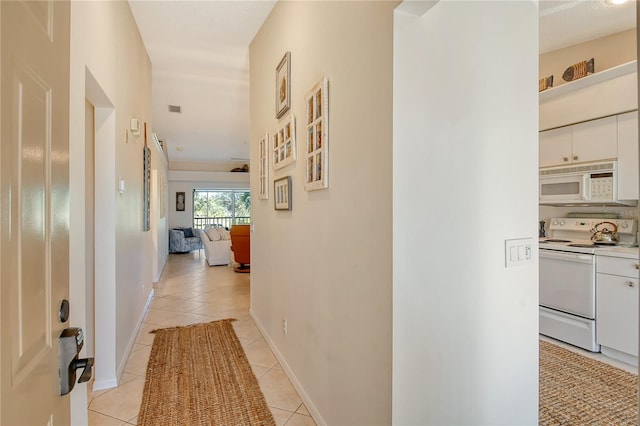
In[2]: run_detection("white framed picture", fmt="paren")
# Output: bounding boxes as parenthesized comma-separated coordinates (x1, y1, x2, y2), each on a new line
(273, 114, 296, 171)
(304, 77, 328, 191)
(258, 133, 269, 200)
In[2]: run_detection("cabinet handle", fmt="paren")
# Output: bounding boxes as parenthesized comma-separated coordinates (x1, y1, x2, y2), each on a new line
(627, 281, 635, 288)
(563, 157, 569, 162)
(573, 156, 578, 161)
(635, 264, 639, 270)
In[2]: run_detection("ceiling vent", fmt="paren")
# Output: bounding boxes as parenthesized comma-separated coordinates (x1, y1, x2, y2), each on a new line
(168, 105, 181, 113)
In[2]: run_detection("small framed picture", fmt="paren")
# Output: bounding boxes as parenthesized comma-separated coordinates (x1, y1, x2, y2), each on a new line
(273, 114, 296, 170)
(258, 133, 269, 200)
(275, 51, 291, 119)
(176, 191, 185, 211)
(274, 176, 292, 211)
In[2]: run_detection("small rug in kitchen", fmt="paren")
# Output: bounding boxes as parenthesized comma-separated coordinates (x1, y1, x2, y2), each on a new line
(138, 319, 275, 426)
(539, 340, 638, 425)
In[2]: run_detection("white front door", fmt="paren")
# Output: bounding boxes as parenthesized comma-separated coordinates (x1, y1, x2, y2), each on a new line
(1, 1, 71, 424)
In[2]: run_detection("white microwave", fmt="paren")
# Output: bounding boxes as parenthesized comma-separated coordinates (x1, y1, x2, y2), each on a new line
(539, 161, 636, 206)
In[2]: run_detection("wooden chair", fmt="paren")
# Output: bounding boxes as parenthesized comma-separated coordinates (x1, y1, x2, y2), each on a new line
(230, 224, 250, 272)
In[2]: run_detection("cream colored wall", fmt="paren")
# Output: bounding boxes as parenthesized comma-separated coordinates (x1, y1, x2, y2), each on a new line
(69, 2, 164, 419)
(540, 28, 636, 89)
(249, 2, 396, 424)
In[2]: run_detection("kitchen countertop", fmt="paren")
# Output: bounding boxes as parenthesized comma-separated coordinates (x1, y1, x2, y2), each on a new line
(595, 246, 640, 259)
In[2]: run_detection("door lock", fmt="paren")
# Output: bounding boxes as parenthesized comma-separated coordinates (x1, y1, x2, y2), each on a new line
(59, 327, 94, 396)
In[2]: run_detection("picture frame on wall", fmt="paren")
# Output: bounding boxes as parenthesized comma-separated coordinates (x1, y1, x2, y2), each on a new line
(143, 146, 151, 231)
(304, 77, 329, 191)
(176, 191, 185, 211)
(273, 114, 296, 171)
(258, 133, 269, 200)
(274, 176, 292, 211)
(275, 51, 291, 119)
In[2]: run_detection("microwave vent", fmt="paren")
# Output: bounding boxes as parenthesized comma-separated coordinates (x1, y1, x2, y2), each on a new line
(539, 161, 615, 176)
(566, 212, 620, 219)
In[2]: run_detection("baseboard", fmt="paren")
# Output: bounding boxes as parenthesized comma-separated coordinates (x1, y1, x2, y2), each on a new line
(92, 377, 119, 392)
(154, 254, 167, 283)
(116, 288, 155, 382)
(249, 309, 327, 426)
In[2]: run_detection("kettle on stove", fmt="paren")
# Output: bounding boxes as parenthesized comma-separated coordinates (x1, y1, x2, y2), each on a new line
(590, 221, 619, 245)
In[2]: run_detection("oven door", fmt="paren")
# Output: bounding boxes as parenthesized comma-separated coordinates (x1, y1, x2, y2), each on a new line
(539, 249, 596, 318)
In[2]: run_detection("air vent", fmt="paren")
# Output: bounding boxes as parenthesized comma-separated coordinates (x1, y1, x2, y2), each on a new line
(168, 105, 181, 113)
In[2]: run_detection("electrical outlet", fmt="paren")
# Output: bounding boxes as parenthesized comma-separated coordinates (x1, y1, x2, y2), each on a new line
(282, 317, 288, 335)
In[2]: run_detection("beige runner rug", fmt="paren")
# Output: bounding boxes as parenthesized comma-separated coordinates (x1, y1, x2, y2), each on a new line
(540, 340, 638, 425)
(138, 319, 275, 426)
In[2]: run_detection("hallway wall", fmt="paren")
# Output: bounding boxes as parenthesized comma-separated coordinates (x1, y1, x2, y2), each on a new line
(249, 2, 397, 424)
(69, 2, 164, 421)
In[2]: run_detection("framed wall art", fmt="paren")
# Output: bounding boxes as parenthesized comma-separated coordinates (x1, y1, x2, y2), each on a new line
(143, 146, 151, 231)
(273, 114, 296, 171)
(258, 133, 269, 200)
(176, 191, 186, 211)
(304, 77, 329, 191)
(276, 51, 291, 118)
(274, 176, 292, 211)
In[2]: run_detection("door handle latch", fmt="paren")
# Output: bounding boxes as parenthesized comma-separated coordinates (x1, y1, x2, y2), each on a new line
(59, 327, 94, 396)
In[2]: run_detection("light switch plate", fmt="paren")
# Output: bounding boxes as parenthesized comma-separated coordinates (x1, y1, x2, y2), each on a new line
(505, 238, 533, 268)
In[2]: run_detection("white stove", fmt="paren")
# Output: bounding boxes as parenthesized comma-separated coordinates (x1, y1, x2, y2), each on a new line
(539, 217, 637, 352)
(540, 217, 637, 254)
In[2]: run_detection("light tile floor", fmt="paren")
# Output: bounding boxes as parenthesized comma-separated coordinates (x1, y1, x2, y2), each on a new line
(87, 251, 316, 426)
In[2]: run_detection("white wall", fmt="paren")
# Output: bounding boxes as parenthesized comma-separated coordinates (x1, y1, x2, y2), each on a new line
(249, 2, 396, 424)
(393, 2, 539, 424)
(69, 3, 165, 421)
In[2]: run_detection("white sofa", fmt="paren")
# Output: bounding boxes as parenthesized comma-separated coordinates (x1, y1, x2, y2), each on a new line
(199, 227, 231, 266)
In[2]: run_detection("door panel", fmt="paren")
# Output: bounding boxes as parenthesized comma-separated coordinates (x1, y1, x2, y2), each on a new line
(1, 1, 71, 424)
(10, 62, 52, 385)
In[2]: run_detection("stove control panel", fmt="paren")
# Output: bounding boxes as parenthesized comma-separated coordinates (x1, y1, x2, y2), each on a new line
(549, 218, 637, 235)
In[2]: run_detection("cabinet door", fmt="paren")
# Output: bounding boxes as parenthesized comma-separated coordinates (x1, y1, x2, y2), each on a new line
(571, 115, 617, 164)
(539, 126, 572, 168)
(596, 274, 639, 356)
(617, 111, 639, 200)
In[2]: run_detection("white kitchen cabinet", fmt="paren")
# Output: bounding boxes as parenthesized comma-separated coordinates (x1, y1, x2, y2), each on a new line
(596, 255, 639, 363)
(617, 111, 639, 200)
(539, 115, 617, 168)
(571, 115, 617, 164)
(539, 126, 572, 168)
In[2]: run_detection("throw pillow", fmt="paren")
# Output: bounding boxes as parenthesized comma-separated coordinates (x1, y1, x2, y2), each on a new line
(205, 227, 221, 241)
(183, 228, 194, 238)
(218, 228, 231, 240)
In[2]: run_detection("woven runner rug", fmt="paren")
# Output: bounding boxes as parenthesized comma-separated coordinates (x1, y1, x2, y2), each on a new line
(540, 340, 638, 425)
(138, 319, 275, 426)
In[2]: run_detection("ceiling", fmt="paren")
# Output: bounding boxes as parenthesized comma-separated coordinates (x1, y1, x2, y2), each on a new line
(128, 0, 636, 165)
(539, 0, 635, 54)
(128, 0, 276, 164)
